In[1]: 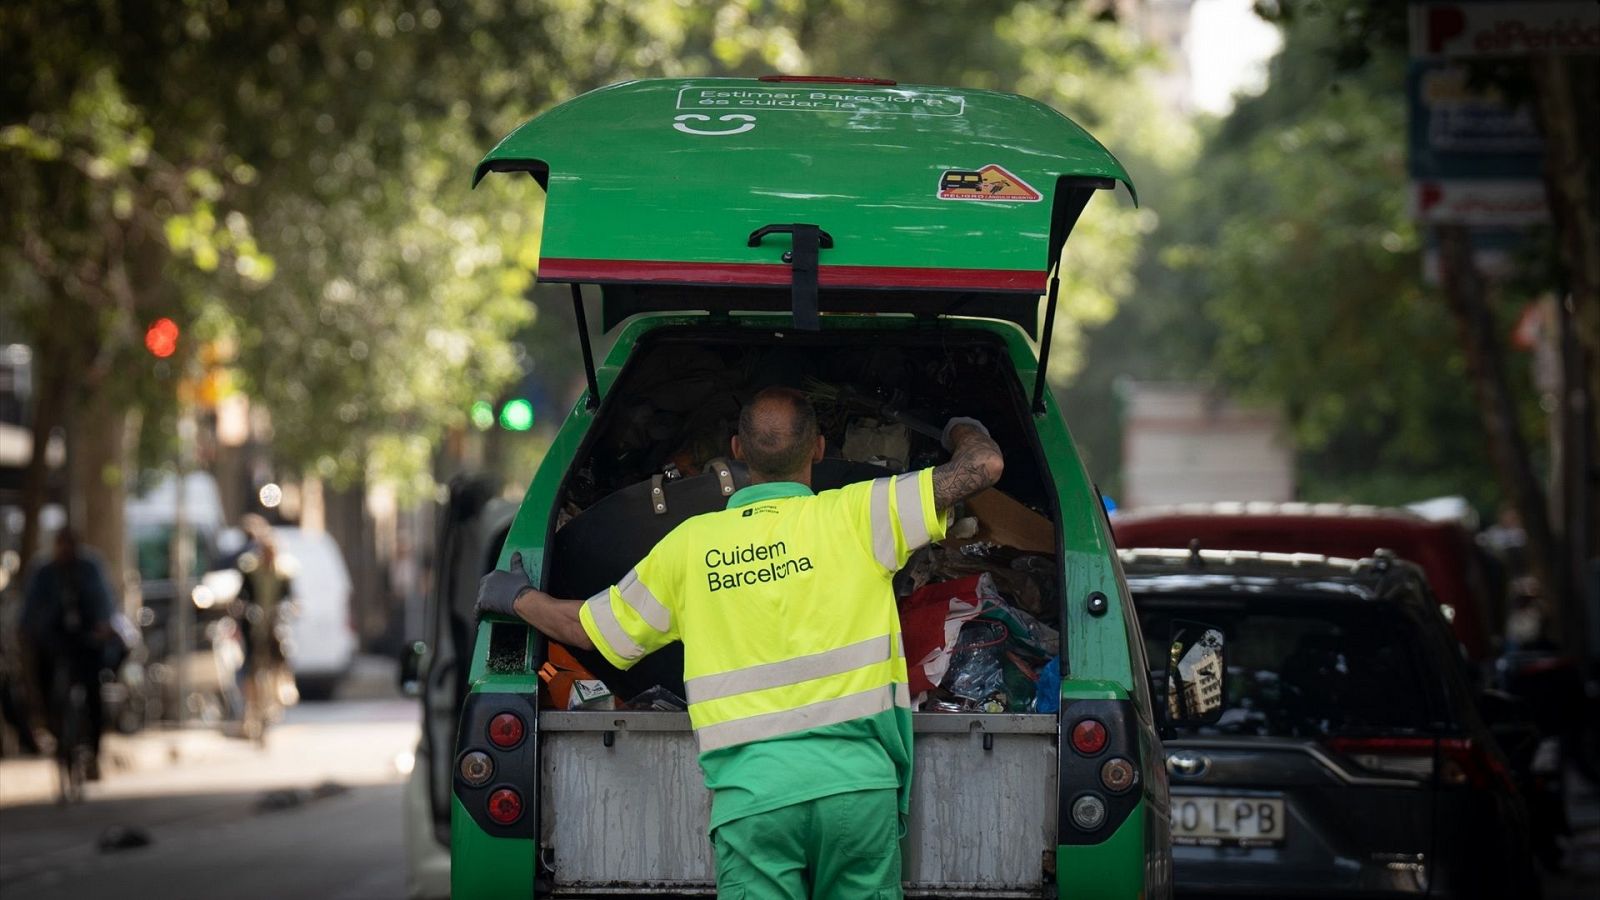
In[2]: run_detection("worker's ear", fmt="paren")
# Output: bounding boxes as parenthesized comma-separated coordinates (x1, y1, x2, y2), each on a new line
(731, 435, 746, 462)
(812, 434, 825, 462)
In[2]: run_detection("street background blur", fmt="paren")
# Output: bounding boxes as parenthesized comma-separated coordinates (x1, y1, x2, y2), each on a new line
(1, 1, 1595, 898)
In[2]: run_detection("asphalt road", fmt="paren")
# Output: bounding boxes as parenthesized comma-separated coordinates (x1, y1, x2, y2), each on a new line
(3, 661, 1596, 900)
(0, 664, 417, 900)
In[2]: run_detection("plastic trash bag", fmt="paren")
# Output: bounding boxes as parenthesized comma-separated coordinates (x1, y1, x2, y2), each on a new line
(942, 619, 1009, 704)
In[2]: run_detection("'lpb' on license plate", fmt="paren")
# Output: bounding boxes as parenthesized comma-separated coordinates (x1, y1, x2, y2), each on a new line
(1171, 796, 1286, 847)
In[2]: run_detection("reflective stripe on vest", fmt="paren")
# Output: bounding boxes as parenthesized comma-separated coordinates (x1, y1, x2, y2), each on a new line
(616, 568, 670, 633)
(687, 632, 909, 751)
(869, 477, 896, 570)
(868, 473, 932, 571)
(894, 472, 930, 550)
(697, 683, 910, 753)
(685, 633, 895, 705)
(584, 589, 645, 662)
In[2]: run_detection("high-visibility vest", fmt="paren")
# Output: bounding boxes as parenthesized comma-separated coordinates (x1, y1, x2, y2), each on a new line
(579, 469, 946, 752)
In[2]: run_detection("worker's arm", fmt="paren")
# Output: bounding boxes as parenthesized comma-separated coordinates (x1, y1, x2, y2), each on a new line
(932, 419, 1004, 510)
(511, 588, 594, 651)
(474, 553, 594, 651)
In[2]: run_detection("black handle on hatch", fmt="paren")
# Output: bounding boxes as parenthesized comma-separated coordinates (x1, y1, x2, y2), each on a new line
(747, 224, 835, 249)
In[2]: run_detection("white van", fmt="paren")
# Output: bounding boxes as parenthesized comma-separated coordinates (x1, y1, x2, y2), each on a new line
(272, 526, 357, 700)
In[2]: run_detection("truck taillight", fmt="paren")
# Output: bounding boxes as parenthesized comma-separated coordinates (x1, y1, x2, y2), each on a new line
(1059, 698, 1141, 845)
(488, 712, 525, 749)
(458, 751, 494, 786)
(1100, 757, 1136, 793)
(1070, 794, 1108, 830)
(1070, 718, 1108, 755)
(487, 787, 524, 825)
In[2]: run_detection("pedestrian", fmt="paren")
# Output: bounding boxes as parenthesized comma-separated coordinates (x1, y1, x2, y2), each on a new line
(19, 528, 117, 779)
(231, 515, 293, 741)
(476, 386, 1004, 898)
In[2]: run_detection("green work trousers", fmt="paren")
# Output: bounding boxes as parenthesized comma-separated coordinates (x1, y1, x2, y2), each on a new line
(711, 788, 902, 900)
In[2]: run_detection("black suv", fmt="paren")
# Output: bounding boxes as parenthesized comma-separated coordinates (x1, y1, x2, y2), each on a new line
(1122, 548, 1538, 899)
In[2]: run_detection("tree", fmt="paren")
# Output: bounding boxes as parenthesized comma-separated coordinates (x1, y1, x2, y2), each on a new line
(1252, 0, 1595, 647)
(3, 0, 1165, 575)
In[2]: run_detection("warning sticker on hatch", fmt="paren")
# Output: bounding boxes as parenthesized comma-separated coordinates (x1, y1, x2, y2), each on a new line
(937, 165, 1041, 202)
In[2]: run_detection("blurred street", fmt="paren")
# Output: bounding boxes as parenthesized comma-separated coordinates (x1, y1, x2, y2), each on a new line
(2, 1, 1597, 898)
(0, 658, 414, 900)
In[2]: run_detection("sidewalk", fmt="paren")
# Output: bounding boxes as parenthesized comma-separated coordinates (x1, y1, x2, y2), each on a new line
(1546, 767, 1600, 899)
(0, 655, 410, 808)
(0, 723, 250, 807)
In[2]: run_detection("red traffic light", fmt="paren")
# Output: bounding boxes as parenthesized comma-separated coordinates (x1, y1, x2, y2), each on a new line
(144, 318, 180, 358)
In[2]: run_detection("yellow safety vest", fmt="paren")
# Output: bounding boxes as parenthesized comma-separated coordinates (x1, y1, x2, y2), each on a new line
(579, 469, 946, 814)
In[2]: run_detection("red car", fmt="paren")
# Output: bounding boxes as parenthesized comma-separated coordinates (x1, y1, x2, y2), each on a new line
(1111, 503, 1498, 660)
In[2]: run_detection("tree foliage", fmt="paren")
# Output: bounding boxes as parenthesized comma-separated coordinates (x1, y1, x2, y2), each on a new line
(3, 0, 1166, 509)
(1067, 11, 1524, 508)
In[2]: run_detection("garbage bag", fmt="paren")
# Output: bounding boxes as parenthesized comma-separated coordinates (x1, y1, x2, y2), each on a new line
(941, 619, 1009, 705)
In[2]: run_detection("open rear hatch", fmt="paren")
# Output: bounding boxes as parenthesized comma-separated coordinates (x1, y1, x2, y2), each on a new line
(474, 76, 1136, 897)
(475, 75, 1135, 411)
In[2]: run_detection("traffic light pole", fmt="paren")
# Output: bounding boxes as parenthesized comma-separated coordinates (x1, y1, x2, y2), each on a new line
(170, 365, 197, 726)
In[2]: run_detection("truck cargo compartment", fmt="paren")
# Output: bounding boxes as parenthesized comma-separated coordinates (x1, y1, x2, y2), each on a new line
(540, 711, 1056, 897)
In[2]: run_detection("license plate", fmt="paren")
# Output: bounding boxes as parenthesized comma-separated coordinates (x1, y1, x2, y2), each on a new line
(1171, 796, 1285, 847)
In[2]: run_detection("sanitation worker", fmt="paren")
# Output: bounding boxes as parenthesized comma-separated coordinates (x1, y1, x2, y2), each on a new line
(477, 386, 1003, 899)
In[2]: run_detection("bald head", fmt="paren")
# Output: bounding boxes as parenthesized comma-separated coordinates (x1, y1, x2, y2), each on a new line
(734, 388, 822, 484)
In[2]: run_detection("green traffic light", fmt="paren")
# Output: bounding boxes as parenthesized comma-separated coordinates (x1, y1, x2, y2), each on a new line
(469, 400, 495, 431)
(499, 398, 535, 431)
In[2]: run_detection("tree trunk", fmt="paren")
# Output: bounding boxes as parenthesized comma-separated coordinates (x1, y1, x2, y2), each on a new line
(18, 357, 69, 573)
(1530, 55, 1599, 658)
(1530, 56, 1600, 450)
(1437, 225, 1567, 637)
(68, 388, 131, 609)
(324, 479, 380, 651)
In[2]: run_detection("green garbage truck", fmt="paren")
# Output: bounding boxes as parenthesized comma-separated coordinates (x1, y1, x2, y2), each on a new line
(444, 75, 1171, 899)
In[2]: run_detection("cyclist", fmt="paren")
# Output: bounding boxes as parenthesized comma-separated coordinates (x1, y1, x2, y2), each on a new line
(230, 516, 294, 741)
(20, 528, 116, 780)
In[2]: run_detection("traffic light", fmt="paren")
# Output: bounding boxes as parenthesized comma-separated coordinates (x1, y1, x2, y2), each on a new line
(469, 400, 495, 431)
(499, 398, 535, 432)
(144, 318, 179, 358)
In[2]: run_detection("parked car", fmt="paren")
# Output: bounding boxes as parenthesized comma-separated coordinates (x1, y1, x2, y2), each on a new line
(1112, 503, 1500, 662)
(1123, 547, 1538, 899)
(272, 526, 356, 701)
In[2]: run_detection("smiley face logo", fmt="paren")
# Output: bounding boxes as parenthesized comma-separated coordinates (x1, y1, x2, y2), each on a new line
(672, 113, 757, 136)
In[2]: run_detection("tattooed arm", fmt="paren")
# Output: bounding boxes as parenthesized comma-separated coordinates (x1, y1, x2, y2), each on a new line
(932, 424, 1004, 510)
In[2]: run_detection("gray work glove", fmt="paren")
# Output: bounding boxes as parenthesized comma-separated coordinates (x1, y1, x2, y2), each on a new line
(476, 552, 533, 620)
(940, 416, 990, 452)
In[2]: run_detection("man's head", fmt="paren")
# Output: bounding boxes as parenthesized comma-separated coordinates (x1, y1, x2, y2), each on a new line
(732, 387, 824, 485)
(52, 528, 79, 562)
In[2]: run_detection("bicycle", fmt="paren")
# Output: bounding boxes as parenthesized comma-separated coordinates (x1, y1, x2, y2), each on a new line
(51, 655, 92, 804)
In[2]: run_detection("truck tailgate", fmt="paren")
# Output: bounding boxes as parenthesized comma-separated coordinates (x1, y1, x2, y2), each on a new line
(540, 711, 1057, 897)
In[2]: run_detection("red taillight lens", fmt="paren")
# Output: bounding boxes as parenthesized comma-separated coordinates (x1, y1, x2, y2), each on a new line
(486, 787, 523, 825)
(1071, 718, 1108, 755)
(1326, 736, 1513, 791)
(1326, 736, 1436, 779)
(488, 712, 525, 748)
